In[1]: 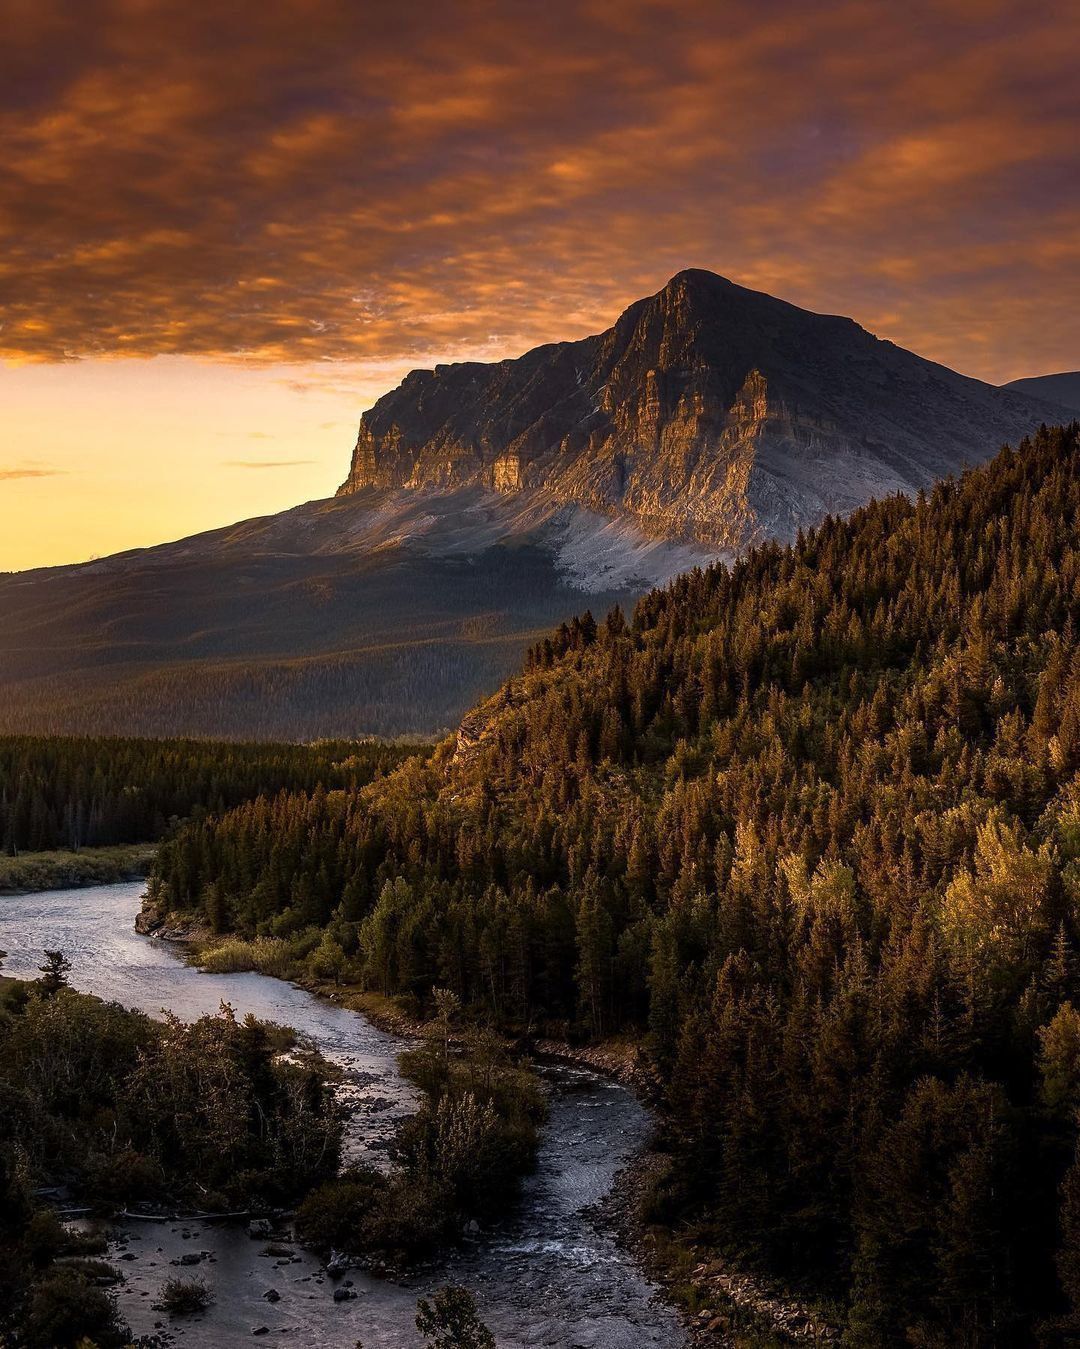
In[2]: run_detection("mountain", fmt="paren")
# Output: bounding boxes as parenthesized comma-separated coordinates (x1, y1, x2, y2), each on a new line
(0, 270, 1064, 741)
(0, 487, 707, 740)
(339, 268, 1063, 548)
(1004, 370, 1080, 413)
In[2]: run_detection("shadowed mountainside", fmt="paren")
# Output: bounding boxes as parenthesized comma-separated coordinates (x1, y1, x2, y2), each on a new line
(1005, 370, 1080, 414)
(0, 486, 709, 740)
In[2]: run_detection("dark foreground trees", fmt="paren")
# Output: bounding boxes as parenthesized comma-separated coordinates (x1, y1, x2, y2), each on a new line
(0, 964, 342, 1345)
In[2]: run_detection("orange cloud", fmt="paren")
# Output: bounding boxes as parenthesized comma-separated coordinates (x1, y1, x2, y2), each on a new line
(0, 0, 1077, 382)
(223, 459, 317, 469)
(0, 466, 67, 480)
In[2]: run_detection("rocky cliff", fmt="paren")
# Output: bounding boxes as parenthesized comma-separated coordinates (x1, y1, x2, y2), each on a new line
(339, 269, 1062, 547)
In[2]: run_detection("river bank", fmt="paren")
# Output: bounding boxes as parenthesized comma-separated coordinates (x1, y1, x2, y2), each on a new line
(0, 842, 156, 894)
(1, 880, 685, 1348)
(143, 901, 838, 1347)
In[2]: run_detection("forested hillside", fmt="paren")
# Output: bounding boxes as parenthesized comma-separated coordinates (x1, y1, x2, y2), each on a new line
(154, 423, 1080, 1343)
(0, 735, 414, 853)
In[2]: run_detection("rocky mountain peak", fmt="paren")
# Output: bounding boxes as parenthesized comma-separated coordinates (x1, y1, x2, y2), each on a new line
(338, 270, 1062, 549)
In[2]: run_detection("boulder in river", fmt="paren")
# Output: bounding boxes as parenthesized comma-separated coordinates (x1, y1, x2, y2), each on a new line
(325, 1249, 349, 1276)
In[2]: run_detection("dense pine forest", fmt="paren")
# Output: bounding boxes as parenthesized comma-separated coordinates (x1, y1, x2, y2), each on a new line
(154, 424, 1080, 1343)
(0, 735, 416, 854)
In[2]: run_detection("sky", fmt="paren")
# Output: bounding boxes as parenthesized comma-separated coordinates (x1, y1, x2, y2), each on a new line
(2, 0, 1078, 571)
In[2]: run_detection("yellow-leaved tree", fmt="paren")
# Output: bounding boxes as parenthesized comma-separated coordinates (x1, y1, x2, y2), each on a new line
(940, 811, 1055, 969)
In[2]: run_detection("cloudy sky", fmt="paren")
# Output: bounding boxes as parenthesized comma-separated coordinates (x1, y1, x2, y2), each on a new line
(2, 0, 1077, 568)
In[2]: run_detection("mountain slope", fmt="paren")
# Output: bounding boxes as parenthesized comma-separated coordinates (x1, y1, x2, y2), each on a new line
(157, 423, 1080, 1340)
(0, 486, 708, 740)
(1005, 369, 1080, 413)
(340, 268, 1063, 547)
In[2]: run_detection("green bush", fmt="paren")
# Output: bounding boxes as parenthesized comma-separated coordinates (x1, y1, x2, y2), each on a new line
(295, 1165, 389, 1250)
(297, 1031, 546, 1264)
(22, 1268, 127, 1348)
(416, 1284, 495, 1349)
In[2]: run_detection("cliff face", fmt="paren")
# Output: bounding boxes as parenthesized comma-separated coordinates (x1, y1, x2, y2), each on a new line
(339, 269, 1061, 547)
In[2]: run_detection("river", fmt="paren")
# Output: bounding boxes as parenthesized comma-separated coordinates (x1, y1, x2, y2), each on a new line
(0, 881, 685, 1348)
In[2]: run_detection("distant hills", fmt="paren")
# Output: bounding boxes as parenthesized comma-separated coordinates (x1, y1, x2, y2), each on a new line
(1004, 370, 1080, 413)
(0, 271, 1066, 740)
(0, 488, 706, 740)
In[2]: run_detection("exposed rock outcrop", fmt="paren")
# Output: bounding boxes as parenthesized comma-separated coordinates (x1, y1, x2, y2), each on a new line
(339, 269, 1063, 547)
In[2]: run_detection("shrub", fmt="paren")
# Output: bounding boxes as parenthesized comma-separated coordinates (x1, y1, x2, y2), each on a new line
(295, 1165, 388, 1251)
(22, 1268, 127, 1348)
(415, 1284, 495, 1349)
(158, 1276, 213, 1315)
(23, 1208, 66, 1267)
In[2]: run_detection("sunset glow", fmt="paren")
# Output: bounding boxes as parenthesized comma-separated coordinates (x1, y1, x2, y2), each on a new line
(2, 0, 1078, 569)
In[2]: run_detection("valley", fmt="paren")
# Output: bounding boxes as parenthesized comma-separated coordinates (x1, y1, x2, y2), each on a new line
(6, 3, 1080, 1344)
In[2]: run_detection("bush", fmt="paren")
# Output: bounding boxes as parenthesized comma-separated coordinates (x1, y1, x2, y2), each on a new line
(22, 1268, 127, 1348)
(297, 1034, 546, 1266)
(415, 1284, 495, 1349)
(295, 1166, 388, 1250)
(396, 1036, 545, 1221)
(23, 1208, 66, 1267)
(158, 1276, 213, 1315)
(61, 1256, 122, 1284)
(370, 1174, 456, 1259)
(196, 929, 321, 978)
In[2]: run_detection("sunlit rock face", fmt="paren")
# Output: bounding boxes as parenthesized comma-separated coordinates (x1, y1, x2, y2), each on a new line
(340, 269, 1062, 548)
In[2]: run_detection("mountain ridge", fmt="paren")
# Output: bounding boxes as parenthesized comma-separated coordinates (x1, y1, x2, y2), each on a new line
(0, 270, 1068, 740)
(338, 268, 1063, 548)
(1004, 369, 1080, 413)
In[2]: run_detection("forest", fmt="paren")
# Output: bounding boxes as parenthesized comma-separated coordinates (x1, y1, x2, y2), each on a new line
(153, 422, 1080, 1344)
(0, 734, 415, 854)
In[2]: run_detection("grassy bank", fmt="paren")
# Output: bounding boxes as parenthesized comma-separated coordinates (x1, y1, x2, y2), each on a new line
(0, 843, 156, 894)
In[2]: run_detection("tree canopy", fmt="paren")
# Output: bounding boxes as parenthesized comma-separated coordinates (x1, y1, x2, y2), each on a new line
(156, 423, 1080, 1343)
